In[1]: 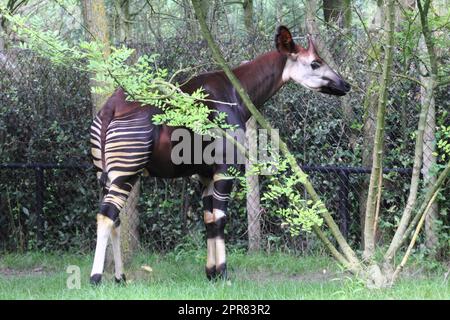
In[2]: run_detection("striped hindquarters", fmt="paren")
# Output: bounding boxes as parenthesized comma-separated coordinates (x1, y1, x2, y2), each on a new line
(90, 111, 154, 214)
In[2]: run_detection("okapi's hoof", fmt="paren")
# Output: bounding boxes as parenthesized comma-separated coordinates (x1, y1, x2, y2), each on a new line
(205, 266, 217, 281)
(216, 263, 228, 280)
(90, 274, 102, 285)
(115, 274, 127, 285)
(206, 264, 228, 281)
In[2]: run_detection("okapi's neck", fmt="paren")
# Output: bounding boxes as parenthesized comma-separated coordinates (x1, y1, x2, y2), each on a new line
(233, 51, 288, 121)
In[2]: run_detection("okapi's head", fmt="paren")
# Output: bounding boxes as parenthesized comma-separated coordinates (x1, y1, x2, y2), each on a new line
(275, 26, 351, 96)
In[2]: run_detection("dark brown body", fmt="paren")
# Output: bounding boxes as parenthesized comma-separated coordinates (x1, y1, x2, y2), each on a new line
(97, 50, 288, 180)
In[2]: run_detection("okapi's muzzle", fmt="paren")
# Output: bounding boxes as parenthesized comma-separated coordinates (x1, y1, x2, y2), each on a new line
(320, 78, 351, 96)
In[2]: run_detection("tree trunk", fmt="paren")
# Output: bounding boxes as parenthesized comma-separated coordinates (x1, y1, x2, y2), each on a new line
(0, 18, 8, 51)
(117, 179, 141, 265)
(363, 0, 395, 260)
(421, 77, 438, 251)
(358, 0, 384, 249)
(371, 0, 385, 27)
(323, 0, 351, 29)
(0, 15, 8, 50)
(276, 0, 283, 24)
(395, 0, 415, 26)
(359, 84, 377, 247)
(183, 0, 198, 41)
(242, 0, 253, 34)
(323, 0, 341, 25)
(116, 1, 141, 266)
(80, 0, 111, 116)
(81, 0, 139, 270)
(418, 1, 439, 253)
(419, 30, 438, 252)
(305, 0, 338, 70)
(343, 0, 351, 29)
(384, 0, 439, 263)
(114, 0, 132, 43)
(246, 117, 261, 252)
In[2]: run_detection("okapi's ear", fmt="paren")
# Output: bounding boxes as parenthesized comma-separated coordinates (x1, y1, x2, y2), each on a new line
(275, 26, 296, 54)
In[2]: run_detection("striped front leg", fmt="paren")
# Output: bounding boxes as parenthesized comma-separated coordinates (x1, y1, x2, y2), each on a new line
(202, 173, 233, 280)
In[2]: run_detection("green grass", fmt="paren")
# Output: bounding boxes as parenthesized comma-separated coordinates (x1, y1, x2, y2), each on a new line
(0, 249, 448, 299)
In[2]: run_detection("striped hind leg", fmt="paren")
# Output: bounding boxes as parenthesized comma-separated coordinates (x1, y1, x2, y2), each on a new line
(90, 175, 139, 285)
(90, 213, 114, 285)
(90, 112, 152, 285)
(202, 173, 234, 280)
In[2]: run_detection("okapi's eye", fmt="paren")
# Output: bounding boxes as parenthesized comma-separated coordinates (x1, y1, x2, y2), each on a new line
(311, 61, 321, 70)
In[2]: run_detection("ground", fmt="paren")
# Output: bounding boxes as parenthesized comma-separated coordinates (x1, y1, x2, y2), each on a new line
(0, 249, 448, 299)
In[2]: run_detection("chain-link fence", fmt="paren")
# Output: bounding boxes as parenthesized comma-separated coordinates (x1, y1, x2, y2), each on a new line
(0, 49, 97, 252)
(0, 28, 448, 258)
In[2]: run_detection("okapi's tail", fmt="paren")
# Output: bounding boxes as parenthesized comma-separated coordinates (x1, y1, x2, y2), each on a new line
(99, 171, 108, 189)
(91, 96, 116, 188)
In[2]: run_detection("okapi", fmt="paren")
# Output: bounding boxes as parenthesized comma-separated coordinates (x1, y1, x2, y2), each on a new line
(89, 26, 351, 285)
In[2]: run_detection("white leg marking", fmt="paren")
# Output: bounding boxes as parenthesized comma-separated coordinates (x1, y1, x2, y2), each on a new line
(215, 238, 226, 267)
(206, 238, 216, 269)
(214, 209, 226, 221)
(91, 214, 113, 276)
(205, 209, 227, 268)
(204, 211, 216, 268)
(213, 209, 226, 266)
(110, 225, 123, 279)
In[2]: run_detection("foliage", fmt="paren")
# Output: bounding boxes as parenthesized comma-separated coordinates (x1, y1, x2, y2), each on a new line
(0, 51, 96, 251)
(1, 5, 327, 244)
(258, 158, 325, 235)
(435, 123, 450, 162)
(2, 8, 231, 136)
(0, 0, 448, 260)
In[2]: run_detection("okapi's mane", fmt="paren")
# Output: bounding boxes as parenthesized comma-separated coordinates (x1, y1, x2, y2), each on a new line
(233, 51, 287, 107)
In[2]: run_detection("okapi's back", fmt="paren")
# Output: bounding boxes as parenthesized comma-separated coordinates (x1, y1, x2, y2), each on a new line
(180, 70, 239, 106)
